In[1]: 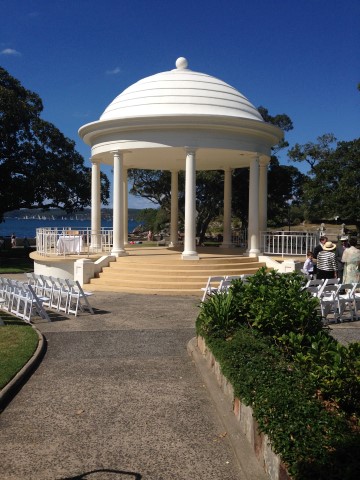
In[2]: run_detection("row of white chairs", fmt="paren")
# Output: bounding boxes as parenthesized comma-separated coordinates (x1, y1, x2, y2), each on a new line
(0, 277, 51, 324)
(304, 278, 360, 323)
(201, 274, 253, 302)
(25, 273, 94, 317)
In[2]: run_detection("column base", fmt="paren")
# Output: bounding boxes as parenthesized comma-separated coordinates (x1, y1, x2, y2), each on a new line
(248, 249, 260, 257)
(181, 250, 199, 260)
(111, 248, 128, 257)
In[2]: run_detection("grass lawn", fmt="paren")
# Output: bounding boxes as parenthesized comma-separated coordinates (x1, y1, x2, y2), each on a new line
(0, 315, 39, 389)
(0, 249, 34, 274)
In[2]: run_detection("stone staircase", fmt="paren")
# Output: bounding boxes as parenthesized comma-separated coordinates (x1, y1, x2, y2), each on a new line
(85, 248, 266, 296)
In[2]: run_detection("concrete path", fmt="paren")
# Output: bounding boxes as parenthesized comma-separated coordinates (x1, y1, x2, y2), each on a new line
(0, 290, 267, 480)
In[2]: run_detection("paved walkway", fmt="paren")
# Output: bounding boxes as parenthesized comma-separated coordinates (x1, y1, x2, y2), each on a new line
(0, 289, 268, 480)
(1, 276, 359, 480)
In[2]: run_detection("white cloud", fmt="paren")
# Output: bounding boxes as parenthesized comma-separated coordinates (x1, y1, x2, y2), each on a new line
(105, 67, 121, 75)
(1, 48, 21, 56)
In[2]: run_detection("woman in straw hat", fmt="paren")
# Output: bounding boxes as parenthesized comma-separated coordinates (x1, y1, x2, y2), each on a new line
(316, 241, 337, 280)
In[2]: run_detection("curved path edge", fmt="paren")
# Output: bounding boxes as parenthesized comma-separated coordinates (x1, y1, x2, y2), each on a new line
(0, 326, 46, 411)
(187, 337, 268, 480)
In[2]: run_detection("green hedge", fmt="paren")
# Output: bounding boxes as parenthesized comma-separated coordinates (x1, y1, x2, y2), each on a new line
(196, 269, 360, 480)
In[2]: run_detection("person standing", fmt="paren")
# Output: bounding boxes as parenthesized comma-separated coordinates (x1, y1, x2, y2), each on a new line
(342, 238, 360, 283)
(302, 251, 315, 279)
(11, 233, 16, 248)
(316, 241, 337, 280)
(313, 236, 327, 276)
(335, 235, 349, 282)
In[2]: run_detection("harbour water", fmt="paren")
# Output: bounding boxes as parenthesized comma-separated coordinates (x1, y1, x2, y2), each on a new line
(0, 218, 141, 239)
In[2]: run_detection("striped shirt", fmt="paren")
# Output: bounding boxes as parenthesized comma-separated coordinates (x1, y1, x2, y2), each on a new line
(316, 251, 337, 272)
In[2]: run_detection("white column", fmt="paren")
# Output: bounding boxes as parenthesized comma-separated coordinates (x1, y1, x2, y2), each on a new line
(248, 156, 260, 257)
(259, 160, 268, 252)
(123, 168, 128, 245)
(169, 170, 179, 247)
(182, 149, 199, 260)
(221, 167, 233, 248)
(90, 159, 101, 250)
(111, 151, 126, 257)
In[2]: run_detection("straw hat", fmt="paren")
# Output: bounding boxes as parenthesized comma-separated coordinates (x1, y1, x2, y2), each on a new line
(323, 241, 336, 251)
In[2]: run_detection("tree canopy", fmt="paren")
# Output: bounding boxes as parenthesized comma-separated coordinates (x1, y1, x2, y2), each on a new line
(292, 138, 360, 226)
(0, 67, 109, 222)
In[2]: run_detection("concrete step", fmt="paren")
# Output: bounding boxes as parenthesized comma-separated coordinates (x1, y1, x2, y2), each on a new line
(107, 261, 260, 272)
(100, 265, 264, 277)
(84, 249, 264, 295)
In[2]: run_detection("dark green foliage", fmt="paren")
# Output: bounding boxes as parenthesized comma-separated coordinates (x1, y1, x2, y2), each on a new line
(196, 269, 360, 479)
(231, 268, 322, 337)
(205, 329, 360, 480)
(0, 67, 110, 221)
(278, 331, 360, 416)
(288, 135, 360, 228)
(196, 289, 242, 339)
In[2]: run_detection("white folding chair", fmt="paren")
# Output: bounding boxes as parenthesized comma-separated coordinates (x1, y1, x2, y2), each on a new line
(319, 284, 341, 323)
(305, 278, 325, 289)
(352, 283, 360, 321)
(9, 280, 25, 319)
(337, 283, 357, 322)
(219, 275, 244, 293)
(27, 273, 45, 297)
(49, 276, 62, 310)
(65, 279, 94, 316)
(305, 286, 321, 298)
(22, 284, 51, 323)
(323, 278, 340, 287)
(57, 278, 71, 314)
(201, 276, 226, 302)
(40, 275, 54, 307)
(0, 277, 10, 311)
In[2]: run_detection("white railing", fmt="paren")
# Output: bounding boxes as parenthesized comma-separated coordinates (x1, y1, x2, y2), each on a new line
(36, 227, 319, 257)
(231, 229, 248, 247)
(261, 231, 319, 256)
(36, 227, 113, 256)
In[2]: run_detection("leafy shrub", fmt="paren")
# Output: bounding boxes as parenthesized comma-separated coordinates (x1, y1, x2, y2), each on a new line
(197, 269, 360, 479)
(196, 289, 241, 339)
(231, 268, 323, 337)
(206, 328, 360, 480)
(278, 331, 360, 416)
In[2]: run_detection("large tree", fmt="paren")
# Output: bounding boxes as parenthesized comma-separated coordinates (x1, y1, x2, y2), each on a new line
(129, 168, 224, 239)
(291, 138, 360, 227)
(0, 67, 109, 222)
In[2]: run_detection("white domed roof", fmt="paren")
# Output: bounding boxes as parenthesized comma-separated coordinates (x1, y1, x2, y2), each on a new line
(100, 58, 263, 122)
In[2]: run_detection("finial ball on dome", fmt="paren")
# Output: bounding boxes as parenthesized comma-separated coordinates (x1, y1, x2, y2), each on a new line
(175, 57, 188, 69)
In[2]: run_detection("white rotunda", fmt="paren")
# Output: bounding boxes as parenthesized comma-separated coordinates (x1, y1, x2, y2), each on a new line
(79, 57, 283, 259)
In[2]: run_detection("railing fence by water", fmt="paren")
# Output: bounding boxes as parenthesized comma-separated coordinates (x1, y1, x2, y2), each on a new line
(36, 227, 320, 257)
(36, 227, 113, 256)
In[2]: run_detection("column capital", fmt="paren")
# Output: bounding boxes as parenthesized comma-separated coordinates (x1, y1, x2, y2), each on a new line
(90, 157, 101, 165)
(111, 149, 123, 156)
(259, 157, 270, 167)
(184, 147, 197, 155)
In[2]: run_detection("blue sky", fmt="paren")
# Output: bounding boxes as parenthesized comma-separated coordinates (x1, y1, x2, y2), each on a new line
(1, 0, 359, 209)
